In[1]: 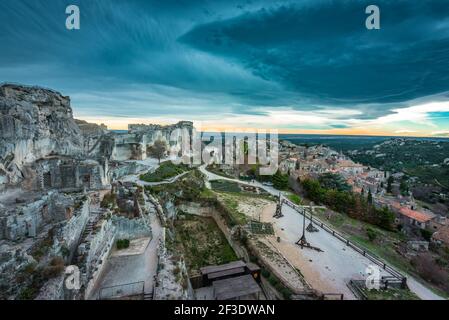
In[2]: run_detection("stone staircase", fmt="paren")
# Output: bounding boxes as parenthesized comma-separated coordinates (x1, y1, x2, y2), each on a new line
(74, 209, 104, 265)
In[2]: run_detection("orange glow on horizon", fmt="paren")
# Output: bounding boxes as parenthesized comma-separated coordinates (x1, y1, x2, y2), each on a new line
(75, 117, 444, 138)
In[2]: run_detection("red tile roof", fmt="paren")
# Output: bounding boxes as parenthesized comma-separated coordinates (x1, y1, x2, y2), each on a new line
(399, 207, 434, 223)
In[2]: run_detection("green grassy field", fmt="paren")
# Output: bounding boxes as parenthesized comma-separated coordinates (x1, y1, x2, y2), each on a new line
(173, 214, 238, 273)
(210, 179, 275, 201)
(217, 193, 248, 225)
(210, 180, 242, 193)
(287, 193, 302, 205)
(140, 161, 189, 182)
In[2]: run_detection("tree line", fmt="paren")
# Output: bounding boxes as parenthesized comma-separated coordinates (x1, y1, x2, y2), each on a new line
(301, 174, 395, 231)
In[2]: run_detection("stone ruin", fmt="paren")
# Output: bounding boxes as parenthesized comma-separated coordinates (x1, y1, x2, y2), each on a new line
(0, 84, 110, 191)
(112, 121, 194, 161)
(0, 191, 76, 241)
(0, 84, 194, 190)
(0, 191, 90, 299)
(27, 157, 109, 191)
(0, 83, 193, 299)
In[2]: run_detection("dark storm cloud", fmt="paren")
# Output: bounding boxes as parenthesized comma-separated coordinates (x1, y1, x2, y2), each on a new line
(181, 0, 449, 106)
(0, 0, 295, 117)
(0, 0, 448, 123)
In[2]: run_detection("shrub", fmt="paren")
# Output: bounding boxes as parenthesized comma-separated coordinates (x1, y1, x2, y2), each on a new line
(261, 269, 271, 278)
(60, 246, 70, 258)
(268, 274, 279, 287)
(116, 239, 130, 250)
(23, 263, 37, 275)
(18, 287, 39, 300)
(366, 227, 377, 242)
(101, 192, 117, 209)
(420, 229, 433, 242)
(272, 170, 289, 190)
(173, 266, 181, 275)
(42, 257, 65, 279)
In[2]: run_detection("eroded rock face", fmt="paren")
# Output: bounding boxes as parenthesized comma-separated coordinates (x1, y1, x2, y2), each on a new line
(0, 84, 83, 186)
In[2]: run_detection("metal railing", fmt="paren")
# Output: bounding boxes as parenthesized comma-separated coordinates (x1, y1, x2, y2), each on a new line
(348, 280, 368, 300)
(282, 197, 407, 286)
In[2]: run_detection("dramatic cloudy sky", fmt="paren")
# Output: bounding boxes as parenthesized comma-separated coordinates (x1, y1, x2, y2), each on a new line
(1, 0, 449, 136)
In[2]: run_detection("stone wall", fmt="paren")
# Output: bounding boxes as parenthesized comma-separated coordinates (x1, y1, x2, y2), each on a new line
(153, 228, 189, 300)
(177, 201, 250, 261)
(84, 219, 116, 299)
(21, 157, 109, 192)
(0, 191, 74, 241)
(112, 215, 152, 240)
(53, 197, 90, 261)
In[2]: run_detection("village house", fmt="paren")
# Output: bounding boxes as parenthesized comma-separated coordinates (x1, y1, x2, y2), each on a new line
(395, 206, 436, 230)
(279, 157, 299, 174)
(335, 160, 364, 175)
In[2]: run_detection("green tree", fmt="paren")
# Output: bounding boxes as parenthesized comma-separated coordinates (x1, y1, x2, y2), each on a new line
(301, 177, 395, 232)
(367, 190, 373, 204)
(272, 170, 289, 190)
(400, 178, 409, 195)
(375, 207, 395, 231)
(318, 173, 351, 192)
(387, 176, 394, 193)
(302, 178, 323, 202)
(147, 139, 167, 164)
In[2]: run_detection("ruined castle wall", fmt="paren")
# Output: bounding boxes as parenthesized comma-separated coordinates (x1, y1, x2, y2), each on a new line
(112, 215, 152, 240)
(22, 158, 109, 192)
(84, 219, 116, 300)
(0, 192, 73, 241)
(111, 144, 134, 161)
(55, 197, 90, 261)
(108, 122, 193, 162)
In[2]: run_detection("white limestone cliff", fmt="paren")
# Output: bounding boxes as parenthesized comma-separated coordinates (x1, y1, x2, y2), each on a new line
(0, 84, 83, 186)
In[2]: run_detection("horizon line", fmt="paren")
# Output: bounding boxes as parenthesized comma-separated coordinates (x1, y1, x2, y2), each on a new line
(107, 128, 449, 139)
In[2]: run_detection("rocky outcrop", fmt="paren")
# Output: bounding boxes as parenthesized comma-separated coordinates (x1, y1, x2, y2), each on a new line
(0, 83, 194, 187)
(75, 119, 107, 137)
(0, 84, 84, 186)
(74, 119, 113, 157)
(128, 121, 193, 134)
